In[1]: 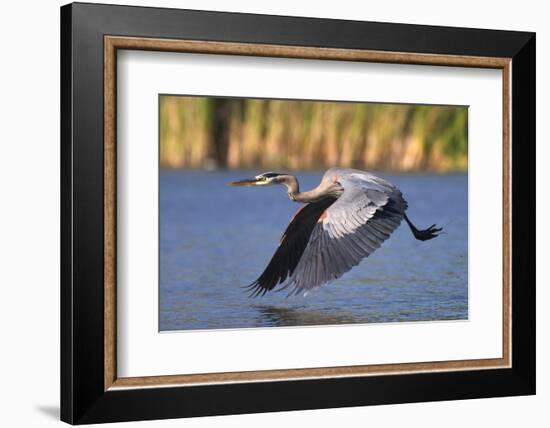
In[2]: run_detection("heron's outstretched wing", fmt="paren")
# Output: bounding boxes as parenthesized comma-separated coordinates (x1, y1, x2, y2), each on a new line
(246, 196, 337, 297)
(280, 173, 407, 296)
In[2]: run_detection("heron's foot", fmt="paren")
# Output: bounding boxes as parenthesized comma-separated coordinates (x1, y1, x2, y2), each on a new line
(413, 224, 442, 241)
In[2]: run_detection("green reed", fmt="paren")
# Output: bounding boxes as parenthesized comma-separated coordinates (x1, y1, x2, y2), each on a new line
(159, 96, 468, 172)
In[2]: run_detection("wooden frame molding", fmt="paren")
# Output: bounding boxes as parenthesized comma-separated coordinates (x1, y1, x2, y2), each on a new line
(104, 35, 512, 391)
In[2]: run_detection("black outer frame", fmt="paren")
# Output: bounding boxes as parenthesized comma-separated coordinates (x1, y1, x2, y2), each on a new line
(60, 2, 535, 424)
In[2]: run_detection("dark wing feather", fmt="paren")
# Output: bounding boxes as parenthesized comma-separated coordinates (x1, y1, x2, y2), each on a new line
(280, 174, 407, 296)
(246, 197, 337, 297)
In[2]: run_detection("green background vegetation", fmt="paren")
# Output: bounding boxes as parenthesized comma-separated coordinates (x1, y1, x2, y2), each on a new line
(160, 95, 468, 172)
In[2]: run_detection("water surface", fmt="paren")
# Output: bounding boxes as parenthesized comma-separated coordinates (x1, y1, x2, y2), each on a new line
(160, 170, 468, 331)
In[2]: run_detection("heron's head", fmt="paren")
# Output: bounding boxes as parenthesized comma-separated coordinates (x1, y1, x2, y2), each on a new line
(228, 172, 287, 187)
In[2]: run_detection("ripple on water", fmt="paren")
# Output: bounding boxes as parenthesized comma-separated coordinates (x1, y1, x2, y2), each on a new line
(159, 170, 468, 331)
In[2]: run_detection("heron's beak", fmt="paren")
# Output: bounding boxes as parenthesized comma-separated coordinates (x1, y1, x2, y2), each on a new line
(227, 177, 261, 187)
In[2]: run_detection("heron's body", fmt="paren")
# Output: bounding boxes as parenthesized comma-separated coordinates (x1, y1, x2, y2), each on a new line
(229, 168, 441, 297)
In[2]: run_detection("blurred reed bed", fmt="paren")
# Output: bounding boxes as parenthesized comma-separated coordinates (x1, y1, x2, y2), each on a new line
(159, 96, 467, 172)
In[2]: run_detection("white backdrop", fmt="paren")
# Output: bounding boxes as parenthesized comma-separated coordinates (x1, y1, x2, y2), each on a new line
(0, 0, 546, 427)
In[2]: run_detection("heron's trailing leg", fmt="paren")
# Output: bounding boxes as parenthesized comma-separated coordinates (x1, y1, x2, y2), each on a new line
(404, 213, 442, 241)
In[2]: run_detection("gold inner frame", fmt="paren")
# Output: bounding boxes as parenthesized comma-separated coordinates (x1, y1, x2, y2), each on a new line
(104, 35, 512, 391)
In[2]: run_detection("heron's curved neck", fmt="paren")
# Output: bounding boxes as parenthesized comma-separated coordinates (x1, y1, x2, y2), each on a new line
(283, 175, 338, 203)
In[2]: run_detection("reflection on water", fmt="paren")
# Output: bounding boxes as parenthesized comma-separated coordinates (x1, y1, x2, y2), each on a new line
(253, 305, 358, 327)
(160, 170, 468, 331)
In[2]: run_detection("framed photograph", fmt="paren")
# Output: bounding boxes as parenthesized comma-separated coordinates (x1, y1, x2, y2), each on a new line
(60, 2, 535, 424)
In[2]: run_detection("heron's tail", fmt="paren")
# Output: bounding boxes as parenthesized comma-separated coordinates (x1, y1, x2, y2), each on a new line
(404, 213, 442, 241)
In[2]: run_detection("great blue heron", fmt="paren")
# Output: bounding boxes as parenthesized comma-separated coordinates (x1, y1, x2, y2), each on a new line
(229, 168, 442, 297)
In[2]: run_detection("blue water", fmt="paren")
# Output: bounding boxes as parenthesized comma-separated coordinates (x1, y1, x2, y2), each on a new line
(159, 170, 468, 331)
